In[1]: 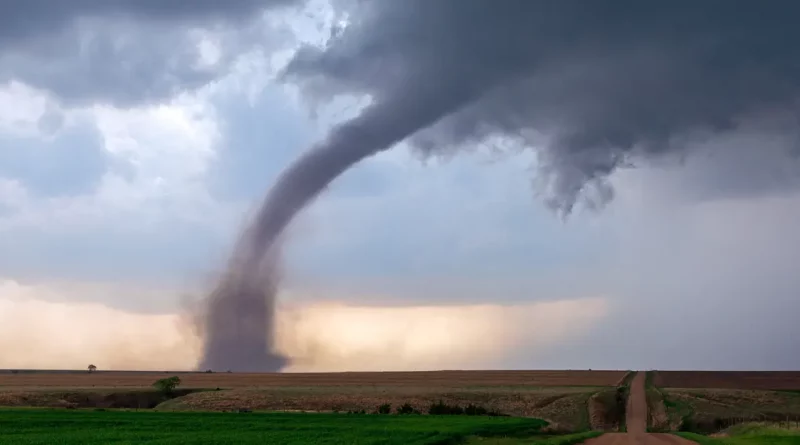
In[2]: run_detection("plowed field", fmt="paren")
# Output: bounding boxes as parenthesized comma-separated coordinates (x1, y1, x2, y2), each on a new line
(654, 371, 800, 390)
(0, 369, 626, 389)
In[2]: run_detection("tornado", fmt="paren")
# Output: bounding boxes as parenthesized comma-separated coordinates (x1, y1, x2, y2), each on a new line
(198, 0, 800, 371)
(198, 84, 476, 371)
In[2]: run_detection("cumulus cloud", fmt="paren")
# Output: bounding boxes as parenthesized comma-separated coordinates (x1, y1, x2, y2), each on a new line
(284, 0, 800, 215)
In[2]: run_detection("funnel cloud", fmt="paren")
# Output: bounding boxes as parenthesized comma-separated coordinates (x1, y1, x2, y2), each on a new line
(286, 0, 800, 213)
(199, 1, 800, 371)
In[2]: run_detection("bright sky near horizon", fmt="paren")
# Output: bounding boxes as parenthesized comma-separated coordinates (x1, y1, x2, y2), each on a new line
(2, 1, 800, 372)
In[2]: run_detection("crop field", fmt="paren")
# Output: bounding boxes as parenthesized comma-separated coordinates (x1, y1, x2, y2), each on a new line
(0, 408, 603, 445)
(0, 369, 626, 389)
(0, 370, 627, 433)
(657, 388, 800, 433)
(653, 371, 800, 391)
(155, 385, 603, 430)
(646, 371, 800, 434)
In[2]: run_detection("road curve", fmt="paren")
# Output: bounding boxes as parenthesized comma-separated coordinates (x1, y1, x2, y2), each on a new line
(582, 372, 697, 445)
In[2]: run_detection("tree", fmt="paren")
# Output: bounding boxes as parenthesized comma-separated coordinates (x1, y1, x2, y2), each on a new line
(87, 364, 97, 373)
(153, 376, 181, 395)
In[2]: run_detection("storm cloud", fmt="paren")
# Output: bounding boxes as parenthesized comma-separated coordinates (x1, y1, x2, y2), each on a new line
(5, 0, 800, 373)
(0, 0, 298, 106)
(284, 0, 800, 214)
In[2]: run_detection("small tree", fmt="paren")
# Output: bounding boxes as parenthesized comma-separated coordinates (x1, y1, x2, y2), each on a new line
(153, 376, 181, 395)
(87, 364, 97, 373)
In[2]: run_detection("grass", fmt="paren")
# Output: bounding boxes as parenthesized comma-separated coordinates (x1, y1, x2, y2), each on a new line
(589, 389, 626, 432)
(464, 431, 602, 444)
(676, 423, 800, 444)
(661, 389, 800, 434)
(0, 408, 553, 445)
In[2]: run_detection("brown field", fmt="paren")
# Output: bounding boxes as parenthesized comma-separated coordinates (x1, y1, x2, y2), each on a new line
(156, 386, 602, 430)
(0, 369, 627, 390)
(654, 371, 800, 390)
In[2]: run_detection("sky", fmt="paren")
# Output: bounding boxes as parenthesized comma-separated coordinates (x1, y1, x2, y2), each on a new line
(2, 1, 800, 372)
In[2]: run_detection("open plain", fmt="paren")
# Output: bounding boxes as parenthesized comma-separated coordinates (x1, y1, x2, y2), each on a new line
(0, 369, 627, 389)
(4, 370, 800, 443)
(654, 371, 800, 391)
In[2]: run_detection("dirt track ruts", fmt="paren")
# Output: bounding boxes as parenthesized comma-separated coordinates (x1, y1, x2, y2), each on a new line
(583, 372, 697, 444)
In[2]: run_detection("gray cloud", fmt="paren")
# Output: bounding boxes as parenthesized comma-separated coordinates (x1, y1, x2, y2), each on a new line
(284, 0, 800, 215)
(208, 85, 314, 201)
(0, 123, 110, 197)
(0, 0, 299, 106)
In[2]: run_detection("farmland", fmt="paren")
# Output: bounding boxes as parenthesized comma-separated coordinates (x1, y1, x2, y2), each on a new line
(647, 371, 800, 434)
(0, 369, 626, 389)
(0, 408, 606, 445)
(8, 369, 800, 442)
(0, 370, 628, 433)
(677, 423, 800, 445)
(654, 372, 800, 391)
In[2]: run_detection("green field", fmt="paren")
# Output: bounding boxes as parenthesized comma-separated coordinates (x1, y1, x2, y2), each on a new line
(677, 424, 800, 445)
(0, 408, 600, 445)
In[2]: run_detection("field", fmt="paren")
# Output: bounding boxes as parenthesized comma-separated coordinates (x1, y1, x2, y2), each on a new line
(0, 370, 628, 433)
(654, 372, 800, 391)
(677, 423, 800, 444)
(10, 369, 800, 441)
(0, 408, 604, 445)
(647, 371, 800, 434)
(0, 369, 626, 389)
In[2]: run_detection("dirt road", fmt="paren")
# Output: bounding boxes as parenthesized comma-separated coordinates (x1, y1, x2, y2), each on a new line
(583, 372, 697, 444)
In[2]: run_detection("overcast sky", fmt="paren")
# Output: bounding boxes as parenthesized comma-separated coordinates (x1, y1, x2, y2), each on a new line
(2, 0, 800, 372)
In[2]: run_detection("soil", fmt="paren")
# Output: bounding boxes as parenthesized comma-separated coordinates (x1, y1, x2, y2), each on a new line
(0, 369, 626, 389)
(654, 371, 800, 390)
(0, 389, 199, 409)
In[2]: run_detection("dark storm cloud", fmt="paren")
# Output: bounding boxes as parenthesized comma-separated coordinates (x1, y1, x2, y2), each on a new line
(0, 0, 300, 106)
(284, 0, 800, 214)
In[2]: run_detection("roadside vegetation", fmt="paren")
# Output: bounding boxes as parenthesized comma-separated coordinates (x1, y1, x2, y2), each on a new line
(588, 370, 635, 432)
(644, 370, 672, 432)
(660, 389, 800, 434)
(645, 370, 800, 435)
(676, 423, 800, 444)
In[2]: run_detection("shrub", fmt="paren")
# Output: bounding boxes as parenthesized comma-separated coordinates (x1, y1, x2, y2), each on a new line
(376, 403, 392, 414)
(429, 401, 500, 416)
(153, 376, 181, 395)
(396, 403, 417, 415)
(464, 404, 488, 416)
(429, 400, 464, 415)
